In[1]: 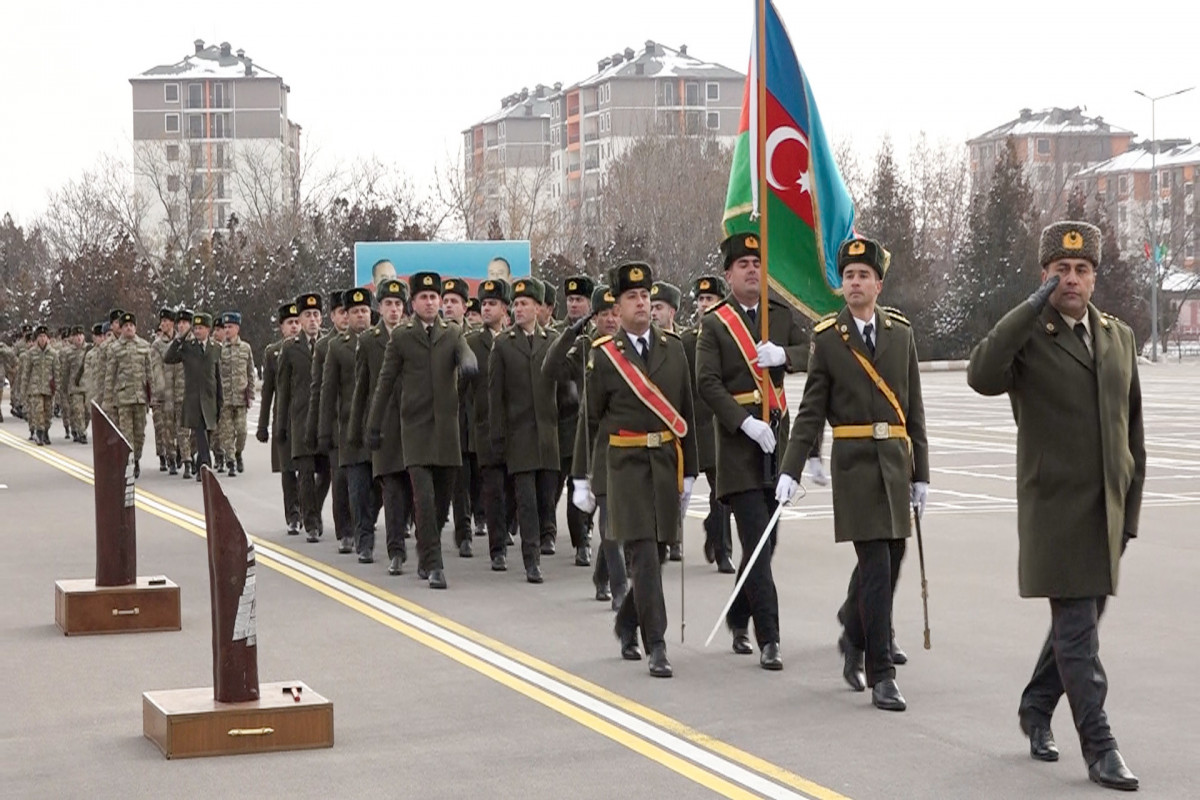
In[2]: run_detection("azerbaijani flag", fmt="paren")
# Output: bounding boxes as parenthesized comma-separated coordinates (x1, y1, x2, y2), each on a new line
(722, 0, 855, 319)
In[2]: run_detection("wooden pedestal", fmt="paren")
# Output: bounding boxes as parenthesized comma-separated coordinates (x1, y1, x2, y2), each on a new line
(54, 577, 181, 635)
(142, 680, 333, 759)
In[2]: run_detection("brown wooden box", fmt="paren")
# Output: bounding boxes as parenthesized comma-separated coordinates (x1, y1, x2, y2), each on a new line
(54, 577, 181, 635)
(142, 681, 333, 759)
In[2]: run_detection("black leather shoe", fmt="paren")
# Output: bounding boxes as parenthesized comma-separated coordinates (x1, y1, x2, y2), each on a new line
(890, 634, 908, 665)
(159, 456, 167, 472)
(387, 555, 403, 576)
(133, 462, 140, 479)
(648, 645, 673, 678)
(491, 554, 507, 572)
(459, 539, 473, 558)
(526, 565, 544, 584)
(1021, 721, 1059, 762)
(668, 544, 682, 562)
(428, 569, 447, 589)
(358, 551, 374, 564)
(717, 555, 735, 574)
(575, 545, 591, 567)
(338, 538, 354, 554)
(417, 567, 429, 580)
(286, 521, 301, 536)
(236, 454, 244, 473)
(760, 642, 783, 671)
(871, 679, 907, 711)
(306, 531, 320, 543)
(1088, 750, 1138, 791)
(703, 538, 716, 564)
(839, 635, 867, 692)
(595, 582, 611, 602)
(616, 627, 641, 661)
(540, 539, 556, 556)
(167, 458, 177, 476)
(731, 628, 753, 655)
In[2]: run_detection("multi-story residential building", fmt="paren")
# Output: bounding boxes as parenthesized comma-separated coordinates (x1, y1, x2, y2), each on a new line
(130, 40, 301, 249)
(1075, 140, 1199, 267)
(968, 107, 1134, 218)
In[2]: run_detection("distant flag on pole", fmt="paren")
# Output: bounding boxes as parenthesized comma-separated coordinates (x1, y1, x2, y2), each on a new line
(723, 0, 856, 319)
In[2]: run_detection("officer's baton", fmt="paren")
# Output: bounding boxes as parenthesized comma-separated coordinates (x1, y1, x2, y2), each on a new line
(913, 504, 931, 650)
(703, 499, 787, 648)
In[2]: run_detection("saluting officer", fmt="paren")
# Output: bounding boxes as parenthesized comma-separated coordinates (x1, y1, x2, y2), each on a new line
(681, 275, 735, 575)
(578, 263, 697, 677)
(258, 302, 303, 534)
(349, 278, 412, 576)
(776, 236, 929, 712)
(696, 232, 808, 671)
(164, 312, 223, 478)
(967, 221, 1144, 790)
(277, 293, 326, 539)
(366, 272, 477, 590)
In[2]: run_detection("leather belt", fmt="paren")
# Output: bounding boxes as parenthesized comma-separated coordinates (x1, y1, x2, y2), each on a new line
(832, 423, 908, 441)
(609, 430, 683, 491)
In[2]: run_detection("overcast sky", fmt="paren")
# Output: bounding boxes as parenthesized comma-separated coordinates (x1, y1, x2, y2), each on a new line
(3, 0, 1198, 225)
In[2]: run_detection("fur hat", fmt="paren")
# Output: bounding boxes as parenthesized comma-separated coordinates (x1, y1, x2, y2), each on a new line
(1039, 221, 1101, 268)
(607, 262, 654, 297)
(836, 236, 890, 278)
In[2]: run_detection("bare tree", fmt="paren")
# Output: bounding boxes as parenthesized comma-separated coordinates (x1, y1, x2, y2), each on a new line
(39, 172, 118, 262)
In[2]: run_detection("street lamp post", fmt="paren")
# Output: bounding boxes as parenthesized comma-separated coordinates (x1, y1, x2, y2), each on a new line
(1134, 86, 1195, 362)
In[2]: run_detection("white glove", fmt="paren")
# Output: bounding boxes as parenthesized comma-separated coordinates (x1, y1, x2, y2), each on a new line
(680, 476, 695, 511)
(775, 474, 798, 505)
(572, 478, 597, 514)
(805, 456, 829, 486)
(739, 416, 776, 454)
(755, 340, 786, 368)
(910, 481, 929, 519)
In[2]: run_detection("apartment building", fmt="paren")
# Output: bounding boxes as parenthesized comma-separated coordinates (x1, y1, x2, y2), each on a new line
(968, 107, 1134, 218)
(130, 40, 301, 246)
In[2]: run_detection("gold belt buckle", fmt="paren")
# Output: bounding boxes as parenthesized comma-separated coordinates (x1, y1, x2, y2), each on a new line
(872, 422, 889, 440)
(646, 432, 662, 448)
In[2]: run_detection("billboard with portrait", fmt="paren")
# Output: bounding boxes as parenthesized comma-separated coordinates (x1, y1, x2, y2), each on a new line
(354, 240, 532, 296)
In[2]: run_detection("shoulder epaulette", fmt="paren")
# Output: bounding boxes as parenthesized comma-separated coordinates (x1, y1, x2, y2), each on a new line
(373, 328, 381, 337)
(662, 328, 681, 339)
(881, 306, 911, 326)
(703, 298, 728, 316)
(591, 335, 613, 347)
(813, 314, 838, 334)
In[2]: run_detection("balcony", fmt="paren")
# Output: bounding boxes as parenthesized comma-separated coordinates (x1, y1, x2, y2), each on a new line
(186, 98, 232, 110)
(584, 132, 599, 143)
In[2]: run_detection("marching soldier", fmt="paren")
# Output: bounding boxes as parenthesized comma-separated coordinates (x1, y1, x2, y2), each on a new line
(306, 290, 351, 546)
(650, 281, 683, 561)
(164, 312, 223, 479)
(9, 324, 33, 419)
(319, 289, 378, 561)
(441, 277, 476, 556)
(349, 278, 412, 575)
(696, 232, 809, 672)
(278, 293, 326, 541)
(466, 298, 483, 328)
(63, 326, 88, 443)
(217, 311, 255, 477)
(150, 308, 176, 470)
(577, 262, 697, 677)
(94, 308, 125, 418)
(0, 338, 16, 422)
(776, 235, 929, 712)
(967, 221, 1143, 790)
(681, 275, 736, 575)
(17, 330, 37, 440)
(489, 277, 562, 583)
(538, 282, 559, 331)
(210, 315, 228, 470)
(80, 323, 108, 439)
(104, 312, 164, 478)
(366, 271, 477, 590)
(21, 325, 58, 445)
(170, 309, 195, 478)
(53, 327, 70, 441)
(258, 302, 303, 534)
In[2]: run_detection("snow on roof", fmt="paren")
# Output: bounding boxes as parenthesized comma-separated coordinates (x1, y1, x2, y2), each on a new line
(131, 42, 282, 82)
(575, 42, 743, 88)
(1076, 142, 1200, 177)
(1162, 270, 1200, 293)
(969, 107, 1134, 143)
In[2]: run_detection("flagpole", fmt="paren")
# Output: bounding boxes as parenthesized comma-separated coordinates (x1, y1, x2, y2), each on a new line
(755, 0, 771, 424)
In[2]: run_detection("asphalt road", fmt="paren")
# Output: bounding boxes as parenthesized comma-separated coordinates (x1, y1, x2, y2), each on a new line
(2, 362, 1198, 799)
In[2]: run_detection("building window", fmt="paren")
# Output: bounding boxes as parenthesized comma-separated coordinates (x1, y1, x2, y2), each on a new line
(191, 174, 204, 196)
(1161, 170, 1172, 191)
(498, 122, 506, 140)
(187, 83, 203, 109)
(166, 144, 179, 162)
(1118, 175, 1129, 195)
(685, 82, 700, 105)
(661, 80, 676, 105)
(706, 82, 719, 101)
(706, 111, 720, 130)
(164, 83, 179, 103)
(167, 175, 180, 193)
(1036, 137, 1051, 155)
(188, 115, 204, 138)
(212, 82, 225, 108)
(685, 111, 702, 135)
(1162, 199, 1171, 219)
(164, 113, 179, 134)
(1118, 204, 1127, 224)
(190, 144, 202, 165)
(216, 175, 225, 199)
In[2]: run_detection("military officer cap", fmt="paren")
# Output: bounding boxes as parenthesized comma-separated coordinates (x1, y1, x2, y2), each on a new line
(691, 274, 728, 300)
(591, 285, 615, 313)
(511, 277, 545, 304)
(91, 322, 104, 336)
(409, 271, 442, 297)
(214, 313, 228, 328)
(1040, 220, 1101, 268)
(721, 232, 760, 269)
(441, 278, 469, 302)
(836, 236, 890, 279)
(108, 308, 125, 323)
(329, 290, 346, 311)
(477, 278, 511, 305)
(376, 278, 408, 304)
(35, 324, 49, 336)
(466, 298, 481, 315)
(70, 325, 84, 336)
(542, 281, 557, 307)
(193, 312, 213, 328)
(118, 312, 136, 326)
(295, 292, 323, 313)
(100, 322, 111, 335)
(277, 302, 300, 322)
(223, 311, 243, 326)
(650, 281, 682, 310)
(158, 307, 174, 321)
(176, 307, 194, 323)
(563, 275, 595, 299)
(21, 323, 32, 334)
(607, 262, 654, 297)
(344, 288, 372, 310)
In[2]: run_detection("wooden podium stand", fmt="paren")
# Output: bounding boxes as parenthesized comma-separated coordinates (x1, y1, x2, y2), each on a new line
(55, 404, 181, 635)
(142, 469, 332, 759)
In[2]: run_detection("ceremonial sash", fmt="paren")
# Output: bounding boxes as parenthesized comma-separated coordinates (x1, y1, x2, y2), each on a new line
(596, 339, 688, 438)
(839, 338, 913, 466)
(712, 304, 786, 412)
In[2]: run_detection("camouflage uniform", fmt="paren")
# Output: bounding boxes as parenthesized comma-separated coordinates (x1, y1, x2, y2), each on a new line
(150, 333, 175, 463)
(0, 342, 17, 421)
(63, 340, 89, 438)
(218, 334, 255, 467)
(20, 342, 58, 436)
(10, 337, 28, 415)
(104, 334, 164, 464)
